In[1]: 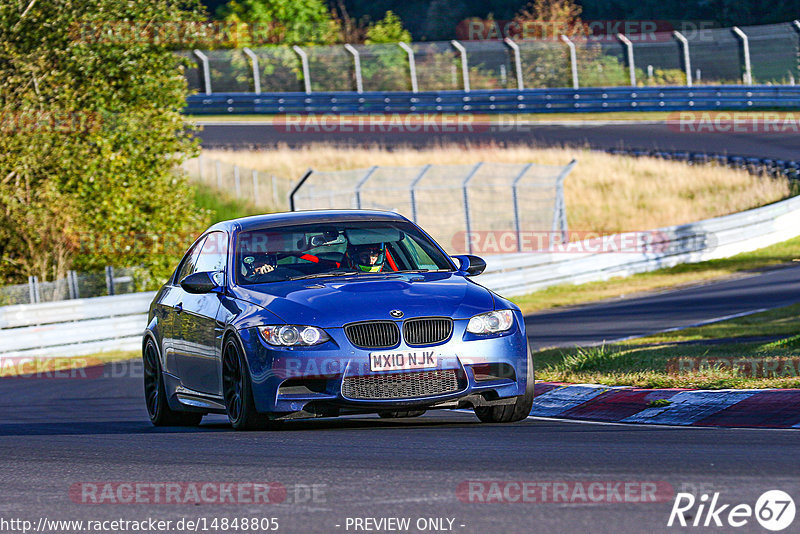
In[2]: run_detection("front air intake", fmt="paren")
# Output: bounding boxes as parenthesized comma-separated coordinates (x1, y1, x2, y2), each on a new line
(344, 321, 400, 349)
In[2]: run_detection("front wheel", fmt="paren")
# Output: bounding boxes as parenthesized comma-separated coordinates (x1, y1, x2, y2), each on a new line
(143, 337, 203, 427)
(474, 345, 534, 424)
(222, 336, 279, 431)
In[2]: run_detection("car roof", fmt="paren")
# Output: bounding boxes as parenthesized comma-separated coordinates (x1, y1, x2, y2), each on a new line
(206, 209, 410, 234)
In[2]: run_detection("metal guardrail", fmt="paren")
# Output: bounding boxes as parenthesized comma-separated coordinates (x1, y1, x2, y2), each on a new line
(480, 193, 800, 297)
(185, 85, 800, 114)
(0, 292, 155, 358)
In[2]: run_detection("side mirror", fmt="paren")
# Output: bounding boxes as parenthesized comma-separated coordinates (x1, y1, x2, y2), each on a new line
(452, 255, 487, 277)
(180, 271, 222, 294)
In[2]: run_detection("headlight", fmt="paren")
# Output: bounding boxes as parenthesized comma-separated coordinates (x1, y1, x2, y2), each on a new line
(466, 310, 514, 335)
(259, 325, 330, 346)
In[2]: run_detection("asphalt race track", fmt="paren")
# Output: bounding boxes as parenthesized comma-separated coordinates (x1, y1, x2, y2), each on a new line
(197, 120, 800, 161)
(3, 265, 800, 533)
(526, 263, 800, 349)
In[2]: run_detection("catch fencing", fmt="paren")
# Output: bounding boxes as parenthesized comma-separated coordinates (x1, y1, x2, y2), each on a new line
(180, 155, 293, 210)
(0, 266, 145, 307)
(182, 22, 800, 95)
(290, 161, 575, 254)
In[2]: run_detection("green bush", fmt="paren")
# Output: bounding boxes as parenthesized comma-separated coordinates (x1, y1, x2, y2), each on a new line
(0, 0, 208, 287)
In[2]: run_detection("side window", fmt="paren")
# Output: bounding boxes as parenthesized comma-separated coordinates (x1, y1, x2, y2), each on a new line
(194, 231, 228, 274)
(175, 236, 207, 283)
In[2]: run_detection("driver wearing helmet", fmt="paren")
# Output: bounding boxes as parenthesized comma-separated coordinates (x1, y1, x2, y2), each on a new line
(348, 243, 386, 273)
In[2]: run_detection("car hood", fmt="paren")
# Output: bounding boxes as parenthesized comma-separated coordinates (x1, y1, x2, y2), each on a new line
(231, 272, 495, 327)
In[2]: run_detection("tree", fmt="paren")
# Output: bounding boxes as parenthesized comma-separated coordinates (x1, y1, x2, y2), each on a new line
(365, 11, 411, 44)
(0, 0, 208, 287)
(216, 0, 340, 46)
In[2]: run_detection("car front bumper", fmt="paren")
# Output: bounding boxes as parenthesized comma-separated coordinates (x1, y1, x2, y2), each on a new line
(238, 312, 530, 415)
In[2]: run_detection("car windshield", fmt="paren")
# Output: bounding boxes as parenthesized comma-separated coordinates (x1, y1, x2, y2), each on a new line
(235, 220, 454, 285)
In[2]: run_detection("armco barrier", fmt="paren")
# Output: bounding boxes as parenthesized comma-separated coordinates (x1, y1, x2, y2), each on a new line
(0, 292, 156, 359)
(3, 193, 800, 358)
(185, 85, 800, 115)
(480, 194, 800, 296)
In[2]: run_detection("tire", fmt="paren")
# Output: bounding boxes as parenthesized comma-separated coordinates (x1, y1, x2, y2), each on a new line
(222, 335, 277, 431)
(474, 345, 535, 424)
(143, 337, 203, 427)
(378, 409, 426, 419)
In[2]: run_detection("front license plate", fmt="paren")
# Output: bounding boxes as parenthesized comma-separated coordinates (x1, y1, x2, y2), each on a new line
(370, 350, 438, 372)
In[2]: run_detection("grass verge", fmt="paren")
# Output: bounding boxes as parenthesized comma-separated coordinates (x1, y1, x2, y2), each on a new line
(512, 235, 800, 314)
(534, 303, 800, 389)
(193, 182, 267, 223)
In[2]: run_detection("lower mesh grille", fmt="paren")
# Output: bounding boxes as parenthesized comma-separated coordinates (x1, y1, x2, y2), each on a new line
(341, 369, 461, 400)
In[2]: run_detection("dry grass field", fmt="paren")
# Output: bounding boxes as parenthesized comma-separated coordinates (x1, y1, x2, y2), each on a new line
(201, 144, 790, 235)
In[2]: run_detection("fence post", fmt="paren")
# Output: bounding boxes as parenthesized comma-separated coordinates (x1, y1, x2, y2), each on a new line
(292, 45, 312, 94)
(27, 276, 39, 304)
(354, 166, 378, 209)
(503, 38, 524, 90)
(198, 153, 204, 183)
(252, 170, 260, 204)
(192, 50, 212, 95)
(450, 40, 470, 92)
(731, 27, 752, 85)
(289, 169, 314, 211)
(398, 42, 418, 93)
(511, 163, 533, 252)
(551, 160, 577, 248)
(461, 162, 484, 254)
(242, 47, 261, 93)
(617, 33, 636, 86)
(559, 35, 579, 89)
(67, 271, 77, 300)
(344, 44, 364, 93)
(105, 266, 115, 296)
(673, 31, 692, 86)
(234, 165, 241, 197)
(409, 164, 431, 223)
(215, 160, 222, 189)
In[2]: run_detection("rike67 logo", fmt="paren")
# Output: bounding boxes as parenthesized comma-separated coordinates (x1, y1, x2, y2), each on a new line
(668, 490, 796, 531)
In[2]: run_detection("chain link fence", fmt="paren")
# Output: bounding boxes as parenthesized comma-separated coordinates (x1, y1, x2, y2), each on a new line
(182, 22, 799, 94)
(290, 161, 575, 254)
(180, 155, 294, 211)
(0, 267, 146, 306)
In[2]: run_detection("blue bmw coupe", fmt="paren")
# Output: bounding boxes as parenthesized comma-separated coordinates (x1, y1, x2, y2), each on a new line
(143, 210, 533, 429)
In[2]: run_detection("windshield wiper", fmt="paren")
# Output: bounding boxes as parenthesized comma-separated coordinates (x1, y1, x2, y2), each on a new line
(395, 269, 451, 273)
(288, 271, 361, 281)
